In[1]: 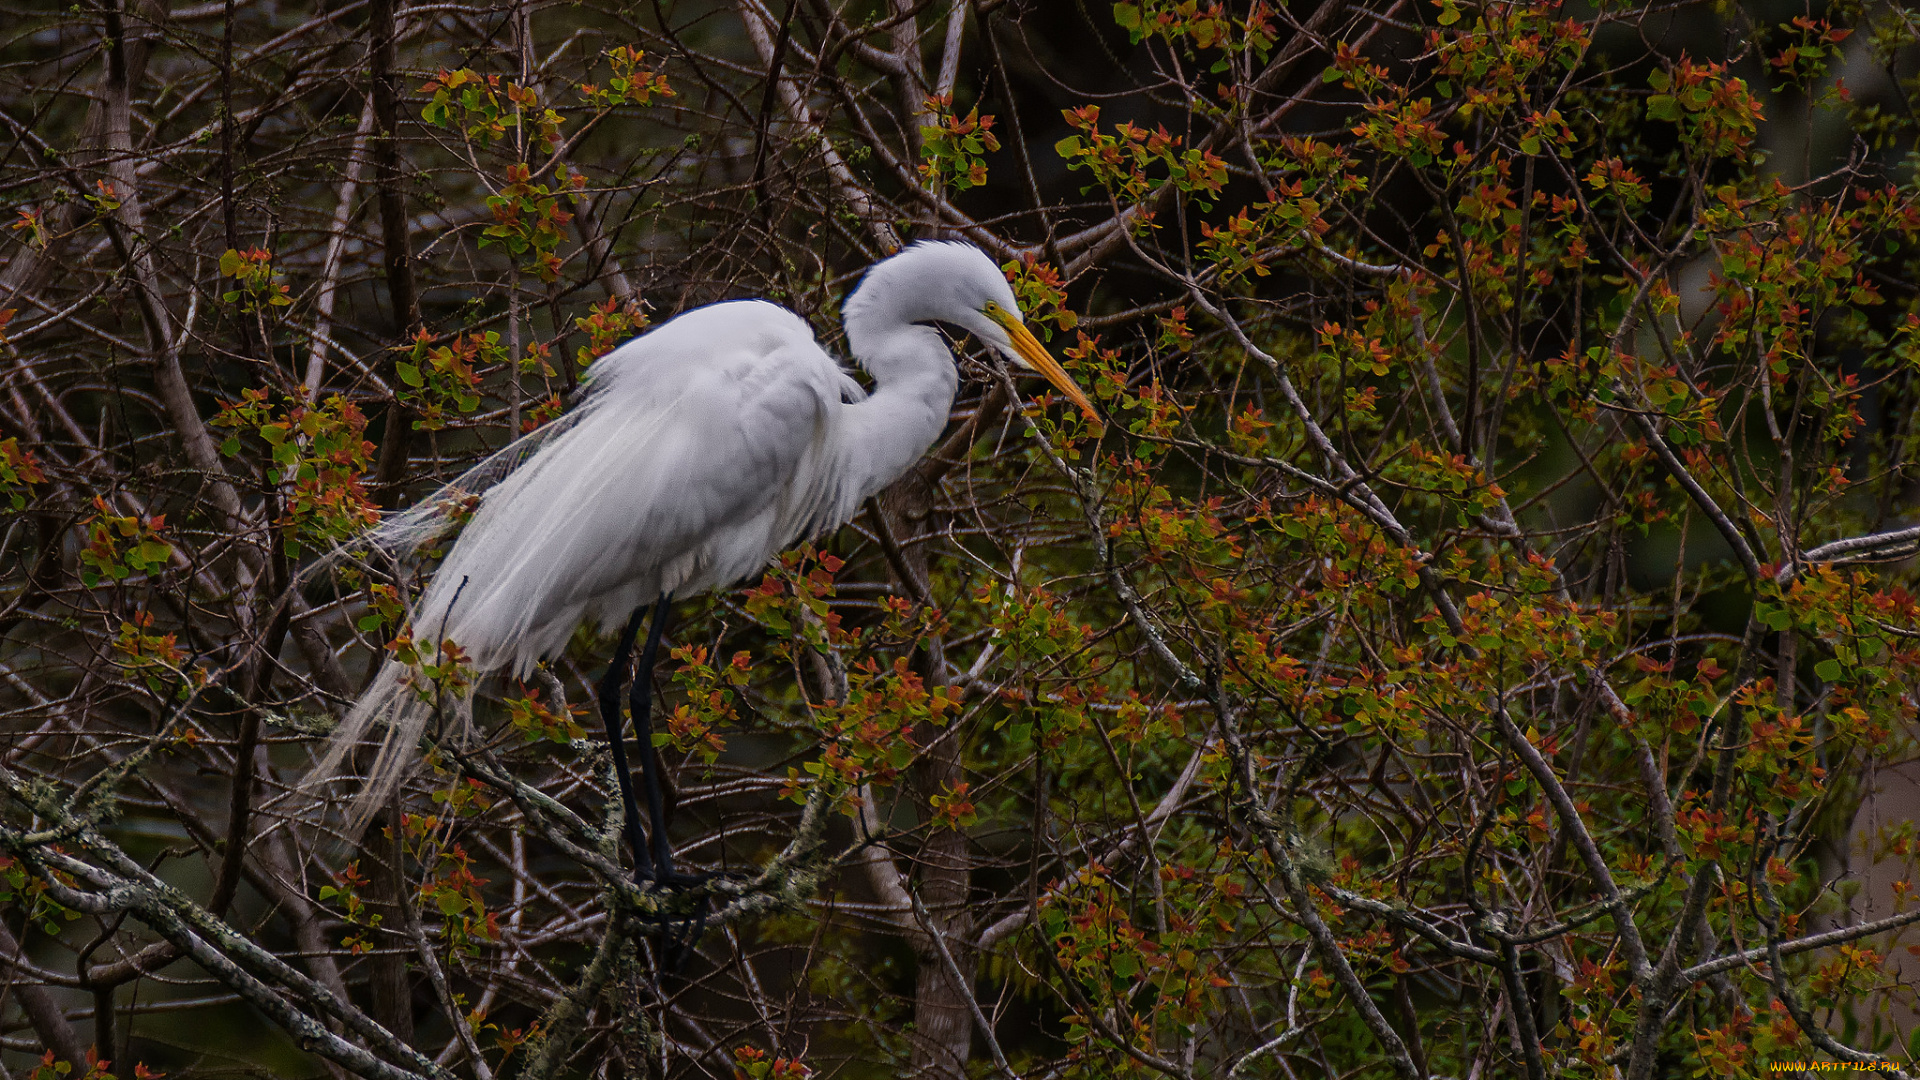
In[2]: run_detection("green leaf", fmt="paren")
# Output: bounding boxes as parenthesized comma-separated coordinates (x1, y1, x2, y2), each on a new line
(219, 248, 243, 277)
(1815, 658, 1844, 682)
(397, 362, 424, 388)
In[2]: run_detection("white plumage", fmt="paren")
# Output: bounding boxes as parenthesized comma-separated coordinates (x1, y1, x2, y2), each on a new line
(315, 242, 1098, 820)
(414, 301, 867, 672)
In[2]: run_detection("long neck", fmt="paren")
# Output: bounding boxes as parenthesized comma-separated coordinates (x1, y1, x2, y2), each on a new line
(841, 321, 960, 501)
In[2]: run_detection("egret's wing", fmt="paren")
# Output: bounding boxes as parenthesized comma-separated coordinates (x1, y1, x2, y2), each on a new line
(311, 301, 851, 825)
(330, 301, 830, 567)
(411, 300, 850, 672)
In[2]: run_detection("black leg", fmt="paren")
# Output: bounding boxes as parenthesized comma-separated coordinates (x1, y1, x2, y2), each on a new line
(629, 595, 675, 882)
(597, 605, 653, 881)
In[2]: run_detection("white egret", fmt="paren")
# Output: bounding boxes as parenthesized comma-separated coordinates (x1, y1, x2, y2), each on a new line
(316, 241, 1099, 883)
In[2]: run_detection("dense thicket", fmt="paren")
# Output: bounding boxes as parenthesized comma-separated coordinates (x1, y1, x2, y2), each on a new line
(4, 0, 1920, 1078)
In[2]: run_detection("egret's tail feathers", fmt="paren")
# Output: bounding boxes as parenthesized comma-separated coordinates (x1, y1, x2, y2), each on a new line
(299, 382, 614, 833)
(305, 658, 473, 836)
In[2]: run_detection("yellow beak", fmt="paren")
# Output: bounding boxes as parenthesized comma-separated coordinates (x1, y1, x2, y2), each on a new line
(989, 309, 1105, 436)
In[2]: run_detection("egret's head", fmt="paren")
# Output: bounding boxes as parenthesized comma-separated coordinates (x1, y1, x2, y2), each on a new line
(972, 298, 1103, 436)
(851, 241, 1103, 434)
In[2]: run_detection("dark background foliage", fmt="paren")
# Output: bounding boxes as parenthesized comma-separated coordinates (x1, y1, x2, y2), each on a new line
(3, 0, 1920, 1078)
